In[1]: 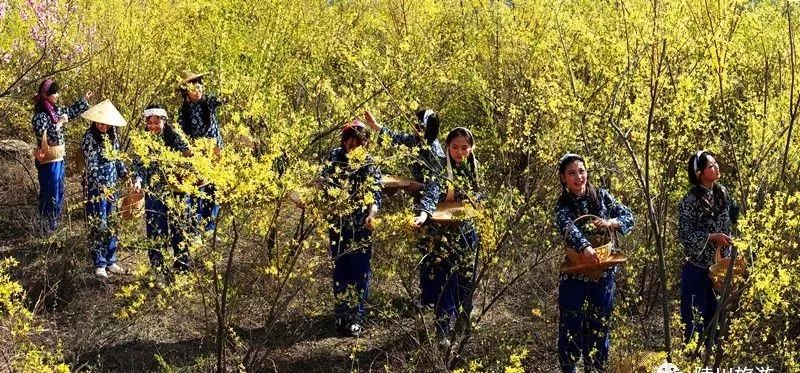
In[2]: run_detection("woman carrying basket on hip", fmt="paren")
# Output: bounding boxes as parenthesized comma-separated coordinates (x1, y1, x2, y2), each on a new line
(553, 153, 634, 373)
(677, 150, 739, 346)
(31, 78, 93, 234)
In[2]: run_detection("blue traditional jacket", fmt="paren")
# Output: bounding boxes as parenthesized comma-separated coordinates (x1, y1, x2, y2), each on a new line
(133, 126, 191, 191)
(177, 95, 224, 148)
(379, 126, 444, 215)
(678, 184, 737, 267)
(554, 188, 634, 252)
(81, 128, 127, 193)
(32, 98, 89, 146)
(554, 188, 634, 281)
(438, 158, 482, 205)
(319, 147, 383, 226)
(416, 157, 481, 258)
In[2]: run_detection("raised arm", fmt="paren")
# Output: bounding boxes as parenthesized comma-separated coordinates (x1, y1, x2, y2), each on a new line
(63, 97, 90, 120)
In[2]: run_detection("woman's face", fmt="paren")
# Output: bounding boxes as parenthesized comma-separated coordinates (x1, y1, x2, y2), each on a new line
(96, 123, 109, 133)
(186, 82, 204, 102)
(561, 160, 588, 195)
(45, 92, 59, 105)
(146, 116, 165, 134)
(448, 135, 472, 163)
(699, 155, 720, 185)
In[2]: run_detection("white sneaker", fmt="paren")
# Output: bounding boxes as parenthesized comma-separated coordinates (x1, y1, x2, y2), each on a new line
(107, 263, 126, 274)
(95, 267, 108, 278)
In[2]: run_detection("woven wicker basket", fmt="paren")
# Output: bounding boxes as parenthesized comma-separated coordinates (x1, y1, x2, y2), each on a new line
(35, 130, 66, 164)
(708, 245, 746, 292)
(382, 175, 422, 194)
(120, 191, 145, 220)
(430, 201, 474, 225)
(561, 214, 627, 280)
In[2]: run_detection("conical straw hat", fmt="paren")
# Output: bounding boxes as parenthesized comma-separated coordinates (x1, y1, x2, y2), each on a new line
(80, 99, 127, 127)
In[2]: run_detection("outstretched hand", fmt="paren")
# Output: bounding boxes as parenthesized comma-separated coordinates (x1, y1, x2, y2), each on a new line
(592, 218, 619, 231)
(363, 110, 381, 131)
(412, 212, 428, 228)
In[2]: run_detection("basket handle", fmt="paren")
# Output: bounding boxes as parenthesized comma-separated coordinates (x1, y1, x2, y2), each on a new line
(714, 244, 736, 262)
(40, 130, 50, 150)
(571, 214, 613, 239)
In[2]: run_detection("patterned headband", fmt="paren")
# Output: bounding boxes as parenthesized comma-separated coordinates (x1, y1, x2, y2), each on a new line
(142, 108, 168, 119)
(558, 153, 581, 168)
(693, 150, 705, 174)
(40, 79, 54, 97)
(422, 110, 435, 127)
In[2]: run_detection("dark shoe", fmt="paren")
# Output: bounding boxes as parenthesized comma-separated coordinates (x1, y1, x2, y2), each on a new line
(334, 316, 347, 333)
(173, 259, 191, 273)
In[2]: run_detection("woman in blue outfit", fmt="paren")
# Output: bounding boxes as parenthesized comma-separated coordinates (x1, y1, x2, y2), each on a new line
(176, 70, 223, 233)
(31, 78, 92, 234)
(80, 100, 128, 278)
(133, 104, 194, 273)
(554, 153, 634, 372)
(677, 150, 738, 346)
(414, 127, 481, 347)
(363, 109, 444, 308)
(319, 119, 382, 337)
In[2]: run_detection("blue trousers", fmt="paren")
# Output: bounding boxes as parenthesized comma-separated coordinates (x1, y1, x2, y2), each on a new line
(329, 220, 372, 323)
(417, 234, 438, 308)
(145, 193, 189, 269)
(557, 273, 615, 373)
(680, 262, 717, 345)
(36, 160, 65, 234)
(190, 184, 220, 233)
(419, 223, 478, 335)
(86, 188, 118, 269)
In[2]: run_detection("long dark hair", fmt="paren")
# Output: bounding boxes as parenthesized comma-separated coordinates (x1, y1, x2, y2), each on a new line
(179, 77, 212, 126)
(687, 150, 730, 219)
(415, 109, 440, 142)
(557, 153, 601, 216)
(89, 123, 117, 148)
